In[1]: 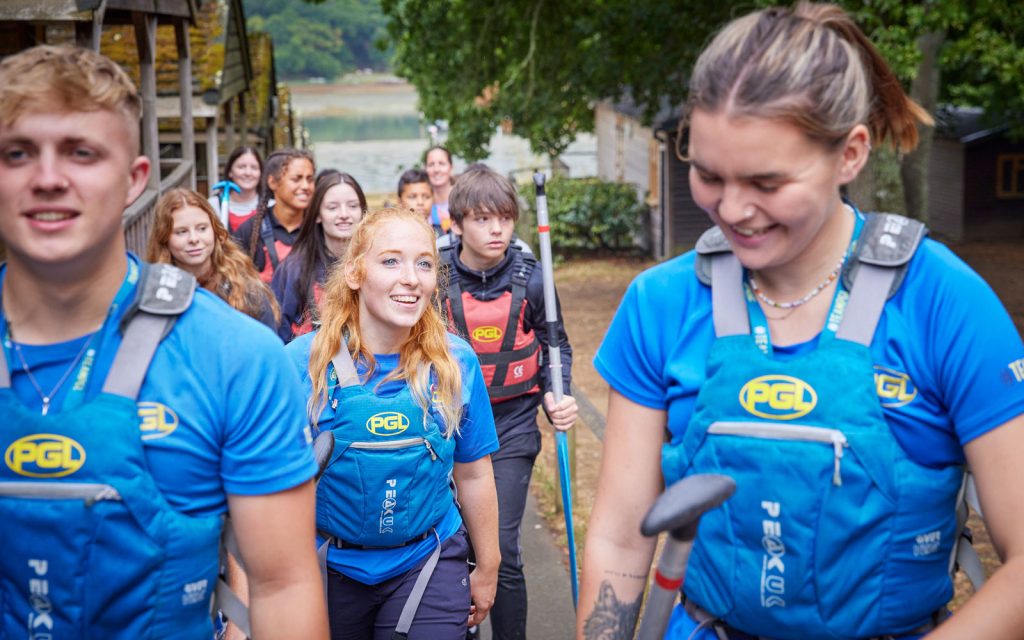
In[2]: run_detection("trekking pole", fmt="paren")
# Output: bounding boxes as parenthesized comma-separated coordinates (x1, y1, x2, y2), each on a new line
(533, 171, 579, 609)
(211, 179, 240, 228)
(636, 474, 736, 640)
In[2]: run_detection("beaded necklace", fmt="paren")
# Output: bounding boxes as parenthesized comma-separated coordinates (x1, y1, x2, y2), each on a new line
(747, 253, 846, 311)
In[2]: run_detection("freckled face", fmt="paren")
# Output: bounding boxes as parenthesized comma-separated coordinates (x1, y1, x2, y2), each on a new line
(347, 219, 437, 345)
(166, 205, 215, 274)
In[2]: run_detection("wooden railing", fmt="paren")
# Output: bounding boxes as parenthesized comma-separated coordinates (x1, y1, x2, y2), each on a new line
(122, 159, 194, 255)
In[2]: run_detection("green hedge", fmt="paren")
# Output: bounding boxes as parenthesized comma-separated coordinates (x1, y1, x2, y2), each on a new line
(518, 177, 647, 254)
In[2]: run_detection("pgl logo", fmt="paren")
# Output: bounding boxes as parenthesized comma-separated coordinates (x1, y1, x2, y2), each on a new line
(366, 412, 410, 436)
(873, 365, 917, 407)
(472, 326, 503, 343)
(138, 402, 179, 440)
(739, 375, 817, 420)
(5, 434, 86, 478)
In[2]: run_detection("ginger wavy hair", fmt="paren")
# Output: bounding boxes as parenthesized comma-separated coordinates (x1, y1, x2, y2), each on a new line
(307, 207, 462, 436)
(146, 188, 280, 323)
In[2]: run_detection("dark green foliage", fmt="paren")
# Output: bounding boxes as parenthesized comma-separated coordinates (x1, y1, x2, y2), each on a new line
(245, 0, 391, 80)
(519, 178, 647, 254)
(380, 0, 1024, 158)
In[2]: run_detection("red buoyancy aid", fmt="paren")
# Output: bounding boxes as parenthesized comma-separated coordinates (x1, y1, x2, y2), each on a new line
(291, 281, 324, 339)
(257, 215, 293, 283)
(443, 247, 541, 403)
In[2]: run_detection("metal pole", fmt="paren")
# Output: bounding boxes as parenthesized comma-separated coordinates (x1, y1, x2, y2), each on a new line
(533, 171, 579, 609)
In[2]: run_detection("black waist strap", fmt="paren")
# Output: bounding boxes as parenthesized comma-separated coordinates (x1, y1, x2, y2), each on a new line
(317, 529, 431, 551)
(683, 599, 944, 640)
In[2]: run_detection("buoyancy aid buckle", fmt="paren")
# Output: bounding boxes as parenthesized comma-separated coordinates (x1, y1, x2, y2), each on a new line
(318, 528, 432, 550)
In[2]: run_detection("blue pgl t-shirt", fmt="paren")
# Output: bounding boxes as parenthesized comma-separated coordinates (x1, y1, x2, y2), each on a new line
(286, 331, 499, 584)
(595, 238, 1024, 467)
(1, 256, 318, 516)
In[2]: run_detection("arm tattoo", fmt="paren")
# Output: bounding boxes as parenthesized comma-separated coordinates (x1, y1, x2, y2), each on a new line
(583, 580, 643, 640)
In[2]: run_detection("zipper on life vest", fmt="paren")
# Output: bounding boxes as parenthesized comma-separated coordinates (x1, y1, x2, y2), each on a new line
(423, 439, 437, 461)
(349, 436, 426, 451)
(0, 481, 123, 506)
(708, 422, 848, 486)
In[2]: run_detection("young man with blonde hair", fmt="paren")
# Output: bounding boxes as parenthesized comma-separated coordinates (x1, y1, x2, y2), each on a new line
(0, 45, 327, 639)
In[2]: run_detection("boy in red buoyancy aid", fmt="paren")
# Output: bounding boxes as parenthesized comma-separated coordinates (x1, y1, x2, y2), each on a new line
(438, 165, 578, 640)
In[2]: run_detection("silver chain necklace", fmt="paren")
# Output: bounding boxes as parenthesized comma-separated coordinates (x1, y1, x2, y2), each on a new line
(6, 328, 99, 416)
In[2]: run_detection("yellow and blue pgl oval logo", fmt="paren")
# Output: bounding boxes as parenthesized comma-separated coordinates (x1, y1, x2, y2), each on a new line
(873, 365, 917, 407)
(138, 402, 179, 440)
(472, 326, 503, 343)
(366, 412, 410, 436)
(5, 434, 86, 478)
(739, 375, 817, 420)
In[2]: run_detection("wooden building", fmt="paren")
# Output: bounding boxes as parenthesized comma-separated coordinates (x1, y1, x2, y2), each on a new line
(103, 0, 297, 193)
(928, 107, 1024, 241)
(0, 0, 201, 254)
(0, 0, 299, 255)
(595, 98, 708, 259)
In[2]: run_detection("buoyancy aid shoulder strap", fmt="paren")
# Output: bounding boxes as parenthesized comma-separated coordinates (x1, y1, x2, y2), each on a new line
(330, 338, 361, 389)
(438, 242, 471, 338)
(103, 263, 196, 400)
(835, 213, 927, 346)
(695, 226, 750, 338)
(260, 214, 280, 268)
(0, 339, 10, 389)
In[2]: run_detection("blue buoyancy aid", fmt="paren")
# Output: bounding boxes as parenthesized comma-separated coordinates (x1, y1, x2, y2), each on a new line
(0, 263, 224, 640)
(663, 214, 964, 639)
(316, 343, 456, 548)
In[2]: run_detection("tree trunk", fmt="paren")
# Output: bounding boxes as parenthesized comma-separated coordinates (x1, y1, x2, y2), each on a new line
(900, 31, 944, 222)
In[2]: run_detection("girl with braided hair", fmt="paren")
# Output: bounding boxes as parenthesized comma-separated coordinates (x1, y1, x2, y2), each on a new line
(232, 148, 315, 283)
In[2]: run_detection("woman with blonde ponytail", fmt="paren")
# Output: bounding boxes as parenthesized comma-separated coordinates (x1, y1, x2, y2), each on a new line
(286, 207, 500, 639)
(580, 3, 1024, 639)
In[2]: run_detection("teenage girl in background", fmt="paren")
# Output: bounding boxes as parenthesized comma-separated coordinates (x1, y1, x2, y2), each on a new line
(233, 148, 315, 283)
(271, 170, 367, 342)
(425, 145, 454, 233)
(209, 146, 263, 232)
(147, 187, 279, 330)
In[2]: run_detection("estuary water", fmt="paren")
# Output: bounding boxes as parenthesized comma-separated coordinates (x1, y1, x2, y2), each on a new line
(289, 77, 596, 198)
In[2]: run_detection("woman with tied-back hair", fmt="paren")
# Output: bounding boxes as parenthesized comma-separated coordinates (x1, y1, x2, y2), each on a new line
(285, 207, 500, 639)
(232, 148, 315, 284)
(425, 145, 455, 233)
(208, 145, 263, 232)
(270, 170, 368, 343)
(579, 3, 1024, 639)
(147, 187, 279, 330)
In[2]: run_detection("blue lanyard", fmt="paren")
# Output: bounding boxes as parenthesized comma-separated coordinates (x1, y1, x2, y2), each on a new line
(2, 258, 141, 412)
(745, 212, 864, 356)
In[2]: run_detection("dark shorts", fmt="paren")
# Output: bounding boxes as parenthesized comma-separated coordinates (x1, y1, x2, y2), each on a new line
(327, 527, 471, 640)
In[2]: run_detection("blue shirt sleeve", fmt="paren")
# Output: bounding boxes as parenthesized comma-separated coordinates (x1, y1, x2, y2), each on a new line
(907, 241, 1024, 446)
(594, 254, 708, 410)
(450, 336, 500, 462)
